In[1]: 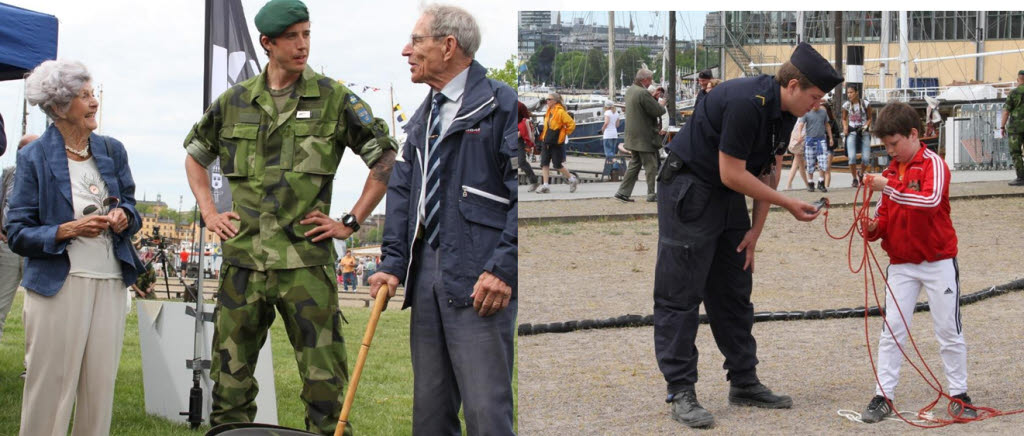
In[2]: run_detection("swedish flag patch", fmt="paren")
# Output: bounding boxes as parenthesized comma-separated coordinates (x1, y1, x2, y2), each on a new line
(348, 94, 373, 124)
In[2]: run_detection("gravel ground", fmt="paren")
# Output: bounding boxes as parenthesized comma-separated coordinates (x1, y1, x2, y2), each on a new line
(520, 197, 1024, 325)
(518, 292, 1024, 435)
(518, 196, 1024, 434)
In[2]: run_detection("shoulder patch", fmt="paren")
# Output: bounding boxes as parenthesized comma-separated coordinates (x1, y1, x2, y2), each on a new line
(348, 94, 373, 125)
(754, 95, 766, 106)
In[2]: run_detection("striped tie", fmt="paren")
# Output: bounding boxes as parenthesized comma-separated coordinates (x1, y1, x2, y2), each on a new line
(423, 92, 447, 249)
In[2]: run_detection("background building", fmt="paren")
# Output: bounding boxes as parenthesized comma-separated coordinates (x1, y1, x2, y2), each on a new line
(704, 11, 1024, 93)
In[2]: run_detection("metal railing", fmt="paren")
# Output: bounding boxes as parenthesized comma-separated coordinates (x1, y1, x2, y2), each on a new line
(945, 103, 1012, 170)
(864, 82, 1016, 104)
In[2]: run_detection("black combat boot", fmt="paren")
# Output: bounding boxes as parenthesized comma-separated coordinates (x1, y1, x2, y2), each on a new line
(728, 383, 793, 409)
(667, 389, 715, 428)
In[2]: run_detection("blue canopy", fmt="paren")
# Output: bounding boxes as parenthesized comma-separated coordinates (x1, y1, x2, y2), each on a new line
(0, 2, 58, 81)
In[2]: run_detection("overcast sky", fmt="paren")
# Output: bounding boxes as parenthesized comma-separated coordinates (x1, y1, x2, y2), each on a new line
(0, 0, 515, 217)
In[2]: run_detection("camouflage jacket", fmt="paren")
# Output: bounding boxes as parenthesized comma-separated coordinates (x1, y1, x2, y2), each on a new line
(1005, 84, 1024, 134)
(184, 66, 398, 271)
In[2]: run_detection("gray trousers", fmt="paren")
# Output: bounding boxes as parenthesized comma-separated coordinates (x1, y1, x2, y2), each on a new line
(615, 150, 659, 199)
(0, 243, 23, 341)
(409, 242, 517, 436)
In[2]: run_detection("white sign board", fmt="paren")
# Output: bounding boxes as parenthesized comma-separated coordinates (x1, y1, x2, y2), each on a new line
(136, 300, 278, 425)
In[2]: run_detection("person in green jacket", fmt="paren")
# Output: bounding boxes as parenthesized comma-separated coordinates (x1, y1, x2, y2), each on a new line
(615, 67, 667, 202)
(1000, 70, 1024, 186)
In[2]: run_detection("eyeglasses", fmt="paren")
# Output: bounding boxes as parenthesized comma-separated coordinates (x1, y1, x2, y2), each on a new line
(83, 196, 120, 215)
(409, 34, 448, 47)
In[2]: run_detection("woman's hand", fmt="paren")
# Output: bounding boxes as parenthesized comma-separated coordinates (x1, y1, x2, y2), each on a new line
(57, 215, 111, 241)
(108, 207, 129, 233)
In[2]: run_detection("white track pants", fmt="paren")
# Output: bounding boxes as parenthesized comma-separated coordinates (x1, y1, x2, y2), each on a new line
(874, 258, 967, 398)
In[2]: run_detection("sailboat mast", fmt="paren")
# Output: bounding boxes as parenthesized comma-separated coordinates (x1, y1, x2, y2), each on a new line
(608, 11, 615, 102)
(880, 11, 889, 92)
(668, 11, 676, 126)
(899, 11, 909, 89)
(389, 84, 396, 136)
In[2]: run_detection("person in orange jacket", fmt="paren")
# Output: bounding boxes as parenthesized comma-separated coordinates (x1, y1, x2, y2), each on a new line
(538, 92, 578, 193)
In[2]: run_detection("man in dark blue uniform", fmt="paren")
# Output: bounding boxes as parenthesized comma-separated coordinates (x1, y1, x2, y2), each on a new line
(655, 43, 843, 428)
(694, 69, 712, 107)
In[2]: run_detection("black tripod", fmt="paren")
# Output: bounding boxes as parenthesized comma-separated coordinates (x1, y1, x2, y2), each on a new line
(142, 231, 198, 300)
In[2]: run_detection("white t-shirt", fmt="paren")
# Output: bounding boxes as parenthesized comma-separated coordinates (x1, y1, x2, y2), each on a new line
(843, 100, 870, 128)
(603, 110, 620, 139)
(67, 157, 122, 280)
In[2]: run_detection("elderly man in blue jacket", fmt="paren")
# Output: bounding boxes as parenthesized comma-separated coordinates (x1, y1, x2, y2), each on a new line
(369, 4, 517, 435)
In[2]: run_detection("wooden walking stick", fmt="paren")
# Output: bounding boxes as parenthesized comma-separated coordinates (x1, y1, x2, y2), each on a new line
(335, 283, 391, 436)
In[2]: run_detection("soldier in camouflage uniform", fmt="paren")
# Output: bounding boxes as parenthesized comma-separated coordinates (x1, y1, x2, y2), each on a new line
(182, 1, 398, 434)
(1001, 70, 1024, 186)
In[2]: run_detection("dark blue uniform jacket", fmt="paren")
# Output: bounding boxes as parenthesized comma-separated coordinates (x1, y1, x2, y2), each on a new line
(669, 75, 796, 190)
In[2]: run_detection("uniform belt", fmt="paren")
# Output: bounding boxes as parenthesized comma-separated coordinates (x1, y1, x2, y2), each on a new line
(657, 150, 689, 184)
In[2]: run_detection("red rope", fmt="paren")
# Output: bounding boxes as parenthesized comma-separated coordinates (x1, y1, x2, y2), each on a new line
(820, 184, 1024, 427)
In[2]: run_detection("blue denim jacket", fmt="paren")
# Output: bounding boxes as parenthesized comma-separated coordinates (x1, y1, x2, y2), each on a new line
(4, 124, 143, 296)
(378, 61, 518, 308)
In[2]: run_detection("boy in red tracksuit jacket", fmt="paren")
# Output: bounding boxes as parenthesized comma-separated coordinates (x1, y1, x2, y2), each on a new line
(857, 102, 975, 423)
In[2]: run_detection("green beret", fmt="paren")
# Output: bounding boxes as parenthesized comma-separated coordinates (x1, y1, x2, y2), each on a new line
(255, 0, 309, 38)
(1018, 69, 1024, 76)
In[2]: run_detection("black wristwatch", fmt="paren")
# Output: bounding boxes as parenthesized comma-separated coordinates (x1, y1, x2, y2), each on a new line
(341, 214, 361, 232)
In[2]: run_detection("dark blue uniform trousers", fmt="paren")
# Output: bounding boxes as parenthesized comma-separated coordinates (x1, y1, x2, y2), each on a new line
(654, 172, 760, 394)
(410, 242, 517, 436)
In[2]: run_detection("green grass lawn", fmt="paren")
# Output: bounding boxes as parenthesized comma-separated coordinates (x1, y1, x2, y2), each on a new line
(0, 291, 517, 435)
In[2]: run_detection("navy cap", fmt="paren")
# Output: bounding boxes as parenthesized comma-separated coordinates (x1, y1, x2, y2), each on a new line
(789, 43, 843, 92)
(698, 69, 712, 79)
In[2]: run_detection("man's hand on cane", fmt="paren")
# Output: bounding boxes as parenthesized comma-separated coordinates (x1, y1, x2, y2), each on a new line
(368, 272, 399, 311)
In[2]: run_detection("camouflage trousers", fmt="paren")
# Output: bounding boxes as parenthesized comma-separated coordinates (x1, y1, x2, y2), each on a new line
(211, 264, 350, 436)
(1010, 132, 1024, 179)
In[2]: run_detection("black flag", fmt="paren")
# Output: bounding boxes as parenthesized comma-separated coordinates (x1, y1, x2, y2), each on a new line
(204, 0, 261, 213)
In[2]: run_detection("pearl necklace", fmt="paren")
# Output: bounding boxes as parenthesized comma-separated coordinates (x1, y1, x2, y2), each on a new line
(65, 139, 90, 158)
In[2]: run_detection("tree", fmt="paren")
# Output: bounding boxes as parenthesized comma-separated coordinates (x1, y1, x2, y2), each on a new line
(486, 55, 517, 88)
(553, 51, 586, 88)
(614, 47, 652, 87)
(528, 44, 556, 84)
(584, 48, 607, 89)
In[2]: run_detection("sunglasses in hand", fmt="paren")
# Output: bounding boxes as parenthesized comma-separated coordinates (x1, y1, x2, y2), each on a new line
(82, 196, 121, 216)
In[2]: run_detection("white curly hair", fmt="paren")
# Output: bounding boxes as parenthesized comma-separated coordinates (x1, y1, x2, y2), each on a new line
(24, 59, 91, 119)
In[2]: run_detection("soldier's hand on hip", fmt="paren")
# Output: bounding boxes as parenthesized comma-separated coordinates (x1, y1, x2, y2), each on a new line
(205, 210, 240, 240)
(472, 271, 511, 317)
(784, 198, 822, 222)
(368, 272, 399, 310)
(300, 210, 352, 242)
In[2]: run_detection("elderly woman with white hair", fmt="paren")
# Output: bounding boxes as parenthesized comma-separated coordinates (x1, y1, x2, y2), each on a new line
(4, 59, 143, 436)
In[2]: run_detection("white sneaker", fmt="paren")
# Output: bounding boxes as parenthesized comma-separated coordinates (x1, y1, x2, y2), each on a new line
(528, 181, 540, 192)
(569, 177, 579, 193)
(538, 184, 550, 193)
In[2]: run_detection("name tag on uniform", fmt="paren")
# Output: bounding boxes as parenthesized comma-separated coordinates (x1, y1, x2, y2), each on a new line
(296, 110, 311, 119)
